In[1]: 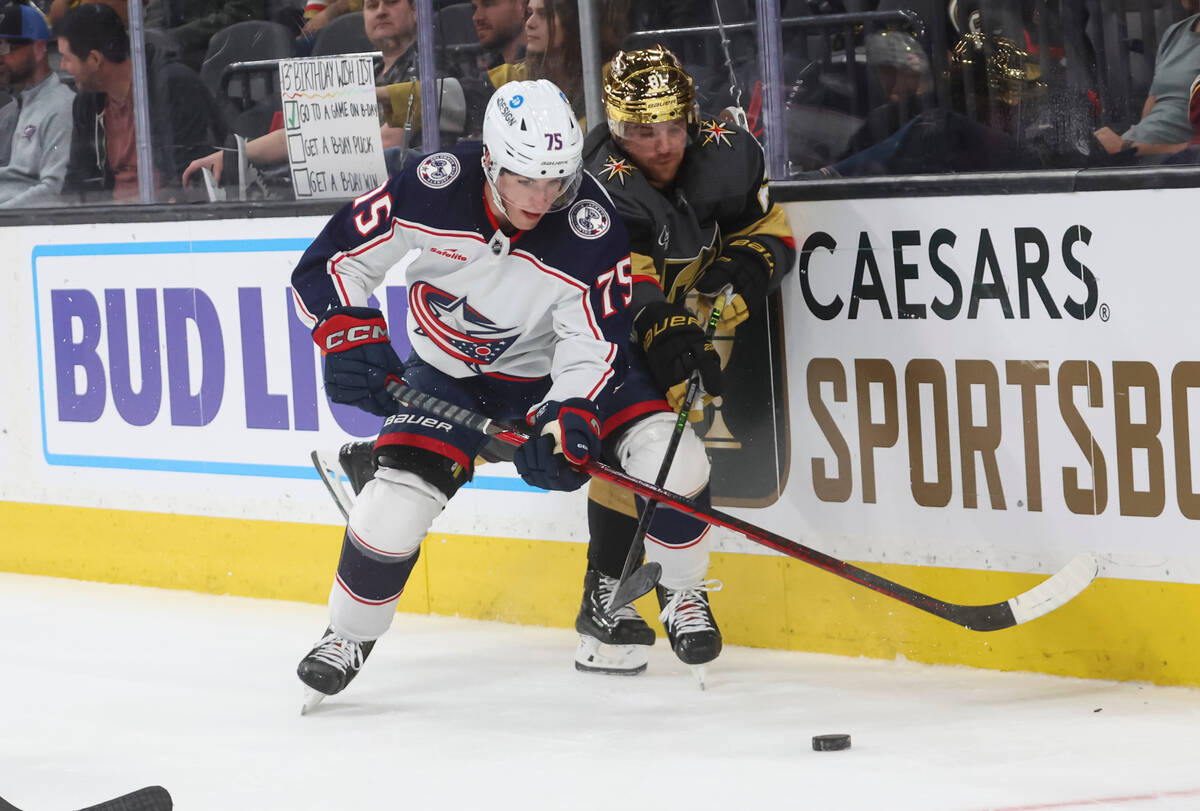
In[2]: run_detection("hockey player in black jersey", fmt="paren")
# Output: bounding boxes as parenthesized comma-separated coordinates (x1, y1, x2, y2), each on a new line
(292, 77, 725, 709)
(574, 46, 797, 677)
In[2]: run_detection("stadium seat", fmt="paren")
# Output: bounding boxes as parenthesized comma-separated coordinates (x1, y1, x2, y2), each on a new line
(200, 20, 295, 115)
(312, 12, 374, 57)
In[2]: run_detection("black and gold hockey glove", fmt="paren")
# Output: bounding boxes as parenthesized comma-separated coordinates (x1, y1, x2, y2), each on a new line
(634, 300, 723, 398)
(694, 237, 776, 328)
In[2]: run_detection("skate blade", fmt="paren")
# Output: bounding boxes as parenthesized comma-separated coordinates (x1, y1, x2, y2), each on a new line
(690, 664, 708, 691)
(301, 687, 327, 715)
(574, 635, 648, 675)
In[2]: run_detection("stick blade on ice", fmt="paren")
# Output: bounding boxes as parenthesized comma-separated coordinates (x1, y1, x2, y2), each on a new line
(1007, 552, 1100, 626)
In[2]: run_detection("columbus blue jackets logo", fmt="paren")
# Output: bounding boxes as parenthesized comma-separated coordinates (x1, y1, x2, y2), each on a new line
(568, 199, 610, 240)
(409, 281, 520, 369)
(417, 153, 461, 188)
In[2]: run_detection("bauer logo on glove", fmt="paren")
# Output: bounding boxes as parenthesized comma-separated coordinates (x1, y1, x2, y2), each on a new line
(640, 312, 701, 353)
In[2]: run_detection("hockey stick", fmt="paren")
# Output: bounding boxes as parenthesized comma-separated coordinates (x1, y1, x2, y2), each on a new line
(384, 380, 1099, 632)
(607, 284, 733, 612)
(0, 786, 173, 811)
(311, 448, 353, 521)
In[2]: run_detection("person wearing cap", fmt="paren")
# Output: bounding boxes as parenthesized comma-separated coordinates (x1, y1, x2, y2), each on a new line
(0, 3, 75, 207)
(573, 45, 796, 679)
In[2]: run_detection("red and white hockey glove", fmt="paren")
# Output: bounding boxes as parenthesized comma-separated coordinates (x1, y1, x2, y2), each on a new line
(312, 306, 405, 417)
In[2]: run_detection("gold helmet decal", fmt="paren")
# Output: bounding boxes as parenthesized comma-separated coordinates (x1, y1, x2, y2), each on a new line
(603, 45, 699, 134)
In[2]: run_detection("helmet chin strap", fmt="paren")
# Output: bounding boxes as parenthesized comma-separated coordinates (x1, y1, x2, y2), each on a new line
(481, 151, 515, 226)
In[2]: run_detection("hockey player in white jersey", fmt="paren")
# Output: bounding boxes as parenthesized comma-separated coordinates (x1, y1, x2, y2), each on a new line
(292, 78, 717, 709)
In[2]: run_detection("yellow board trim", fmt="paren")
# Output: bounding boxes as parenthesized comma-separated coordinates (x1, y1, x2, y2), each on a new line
(3, 501, 1197, 686)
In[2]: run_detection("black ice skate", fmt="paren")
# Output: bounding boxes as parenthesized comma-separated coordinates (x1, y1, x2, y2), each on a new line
(574, 567, 655, 675)
(297, 627, 376, 713)
(656, 580, 723, 689)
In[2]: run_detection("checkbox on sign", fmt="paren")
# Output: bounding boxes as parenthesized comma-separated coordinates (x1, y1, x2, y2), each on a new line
(287, 133, 305, 163)
(285, 100, 299, 130)
(293, 168, 310, 197)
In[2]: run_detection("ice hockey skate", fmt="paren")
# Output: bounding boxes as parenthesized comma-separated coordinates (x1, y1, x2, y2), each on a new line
(297, 627, 376, 713)
(657, 580, 723, 689)
(574, 567, 656, 675)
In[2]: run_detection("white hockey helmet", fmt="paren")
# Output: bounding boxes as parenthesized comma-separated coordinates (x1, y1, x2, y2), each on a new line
(481, 79, 584, 215)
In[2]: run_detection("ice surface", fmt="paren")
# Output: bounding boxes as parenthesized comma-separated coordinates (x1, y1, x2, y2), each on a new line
(2, 572, 1197, 811)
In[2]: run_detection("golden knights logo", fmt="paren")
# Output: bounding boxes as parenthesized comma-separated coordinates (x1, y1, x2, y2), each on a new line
(409, 281, 520, 370)
(699, 119, 736, 148)
(599, 154, 634, 185)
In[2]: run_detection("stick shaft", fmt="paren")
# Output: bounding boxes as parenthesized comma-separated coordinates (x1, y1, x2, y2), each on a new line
(609, 287, 731, 607)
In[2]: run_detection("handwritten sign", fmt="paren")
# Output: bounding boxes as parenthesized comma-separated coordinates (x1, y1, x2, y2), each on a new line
(279, 54, 386, 199)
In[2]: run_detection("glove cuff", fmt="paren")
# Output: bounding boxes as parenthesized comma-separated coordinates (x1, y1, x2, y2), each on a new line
(312, 306, 391, 354)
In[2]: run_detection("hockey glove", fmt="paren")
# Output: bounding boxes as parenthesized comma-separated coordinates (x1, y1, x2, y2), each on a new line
(512, 398, 603, 492)
(694, 237, 776, 328)
(312, 306, 406, 417)
(634, 300, 723, 398)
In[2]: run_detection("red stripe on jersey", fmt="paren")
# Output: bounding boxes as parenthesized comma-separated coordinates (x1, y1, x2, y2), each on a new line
(374, 432, 472, 470)
(779, 235, 795, 249)
(482, 188, 526, 243)
(584, 346, 618, 399)
(632, 275, 661, 287)
(396, 219, 489, 243)
(291, 288, 317, 327)
(601, 398, 670, 437)
(511, 249, 601, 339)
(327, 221, 401, 304)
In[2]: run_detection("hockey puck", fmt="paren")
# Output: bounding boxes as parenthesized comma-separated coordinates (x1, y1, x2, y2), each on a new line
(812, 734, 851, 751)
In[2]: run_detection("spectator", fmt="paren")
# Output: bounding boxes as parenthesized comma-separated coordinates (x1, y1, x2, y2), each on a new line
(471, 0, 525, 69)
(1164, 72, 1200, 163)
(57, 3, 226, 202)
(0, 2, 74, 207)
(181, 0, 452, 189)
(1094, 0, 1200, 161)
(378, 0, 627, 131)
(819, 33, 1047, 176)
(300, 0, 362, 39)
(47, 0, 141, 28)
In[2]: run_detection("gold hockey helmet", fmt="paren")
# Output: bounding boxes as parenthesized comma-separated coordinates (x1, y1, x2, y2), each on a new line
(603, 45, 699, 138)
(949, 33, 1045, 107)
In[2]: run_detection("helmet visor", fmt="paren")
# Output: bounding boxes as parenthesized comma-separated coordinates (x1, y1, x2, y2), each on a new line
(493, 166, 583, 216)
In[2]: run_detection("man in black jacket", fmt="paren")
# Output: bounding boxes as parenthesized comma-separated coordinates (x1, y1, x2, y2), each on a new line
(56, 3, 225, 203)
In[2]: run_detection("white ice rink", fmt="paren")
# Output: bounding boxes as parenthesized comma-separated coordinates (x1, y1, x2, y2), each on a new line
(2, 572, 1198, 811)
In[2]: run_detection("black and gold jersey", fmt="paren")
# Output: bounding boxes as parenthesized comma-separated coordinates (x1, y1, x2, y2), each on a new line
(583, 116, 796, 309)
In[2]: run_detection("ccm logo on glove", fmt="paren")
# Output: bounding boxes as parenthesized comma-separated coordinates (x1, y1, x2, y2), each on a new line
(315, 312, 391, 353)
(311, 306, 406, 417)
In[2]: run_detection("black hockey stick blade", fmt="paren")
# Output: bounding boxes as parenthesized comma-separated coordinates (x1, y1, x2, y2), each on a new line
(76, 786, 173, 811)
(0, 786, 174, 811)
(610, 561, 662, 608)
(384, 381, 1100, 632)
